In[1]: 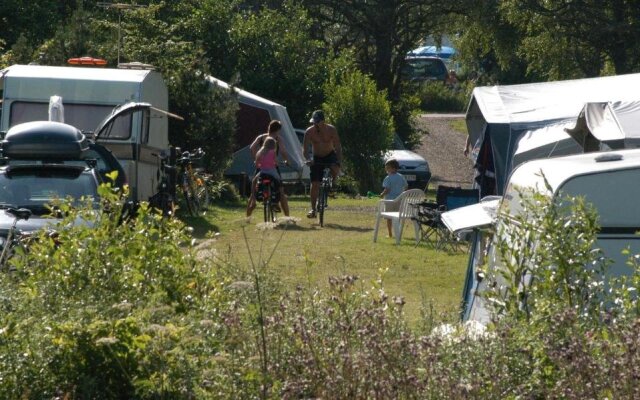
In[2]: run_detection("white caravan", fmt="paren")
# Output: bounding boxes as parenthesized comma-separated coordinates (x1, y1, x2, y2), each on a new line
(0, 64, 169, 201)
(442, 149, 640, 324)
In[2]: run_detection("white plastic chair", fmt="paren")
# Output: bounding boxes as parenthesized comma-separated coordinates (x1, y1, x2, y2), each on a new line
(373, 188, 424, 244)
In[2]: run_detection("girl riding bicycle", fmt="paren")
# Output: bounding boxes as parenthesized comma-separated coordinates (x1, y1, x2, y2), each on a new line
(246, 120, 290, 217)
(247, 137, 282, 215)
(255, 137, 280, 181)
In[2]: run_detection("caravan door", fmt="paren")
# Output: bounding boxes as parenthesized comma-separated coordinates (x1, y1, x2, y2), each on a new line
(93, 102, 164, 202)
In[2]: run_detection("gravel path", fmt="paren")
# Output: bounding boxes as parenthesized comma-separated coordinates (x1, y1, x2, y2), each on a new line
(413, 114, 475, 189)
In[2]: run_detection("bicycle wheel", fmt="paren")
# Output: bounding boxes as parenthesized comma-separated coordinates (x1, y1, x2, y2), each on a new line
(181, 174, 199, 216)
(194, 173, 210, 211)
(270, 201, 277, 222)
(263, 199, 271, 223)
(318, 184, 326, 227)
(187, 173, 203, 214)
(159, 192, 174, 217)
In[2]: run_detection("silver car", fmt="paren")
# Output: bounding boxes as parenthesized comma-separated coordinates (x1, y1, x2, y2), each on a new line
(385, 135, 431, 189)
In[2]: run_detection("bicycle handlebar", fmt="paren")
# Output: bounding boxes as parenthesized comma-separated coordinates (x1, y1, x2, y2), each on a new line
(176, 148, 206, 165)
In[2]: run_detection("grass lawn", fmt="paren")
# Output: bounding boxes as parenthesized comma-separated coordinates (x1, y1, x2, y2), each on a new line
(449, 118, 468, 134)
(185, 195, 469, 326)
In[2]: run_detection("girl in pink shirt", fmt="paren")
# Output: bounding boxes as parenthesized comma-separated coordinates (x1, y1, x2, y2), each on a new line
(248, 137, 281, 212)
(255, 137, 280, 180)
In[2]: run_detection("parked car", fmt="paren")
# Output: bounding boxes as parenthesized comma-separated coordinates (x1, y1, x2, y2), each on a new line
(401, 56, 449, 83)
(0, 121, 106, 253)
(2, 121, 127, 190)
(385, 135, 431, 189)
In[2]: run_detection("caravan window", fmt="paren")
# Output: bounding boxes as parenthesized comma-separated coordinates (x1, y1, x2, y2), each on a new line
(9, 101, 131, 139)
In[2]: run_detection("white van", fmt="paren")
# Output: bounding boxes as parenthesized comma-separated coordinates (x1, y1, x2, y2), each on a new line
(0, 64, 169, 201)
(442, 149, 640, 323)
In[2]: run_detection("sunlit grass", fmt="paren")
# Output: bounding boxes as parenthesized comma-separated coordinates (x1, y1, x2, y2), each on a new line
(188, 195, 469, 325)
(449, 118, 468, 134)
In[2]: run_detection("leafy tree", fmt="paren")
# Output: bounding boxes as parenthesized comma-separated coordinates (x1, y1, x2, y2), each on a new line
(457, 0, 640, 82)
(224, 1, 328, 126)
(501, 0, 640, 76)
(302, 0, 457, 98)
(452, 0, 533, 84)
(121, 3, 239, 175)
(323, 69, 394, 191)
(0, 35, 35, 67)
(0, 0, 79, 51)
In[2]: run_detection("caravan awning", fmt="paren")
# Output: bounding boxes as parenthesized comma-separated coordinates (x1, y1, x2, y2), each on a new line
(466, 74, 640, 196)
(441, 198, 501, 234)
(512, 121, 581, 167)
(564, 101, 640, 151)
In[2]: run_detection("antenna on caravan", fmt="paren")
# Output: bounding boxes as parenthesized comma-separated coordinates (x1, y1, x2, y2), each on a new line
(97, 2, 147, 66)
(48, 96, 65, 123)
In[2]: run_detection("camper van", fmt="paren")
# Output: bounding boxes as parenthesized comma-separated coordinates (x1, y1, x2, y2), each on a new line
(206, 76, 308, 194)
(442, 149, 640, 324)
(0, 64, 169, 202)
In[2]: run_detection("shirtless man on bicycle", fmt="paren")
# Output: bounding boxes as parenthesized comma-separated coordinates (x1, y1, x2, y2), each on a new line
(303, 110, 342, 218)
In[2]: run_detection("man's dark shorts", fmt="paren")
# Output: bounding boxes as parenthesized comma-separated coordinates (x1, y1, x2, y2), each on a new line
(311, 151, 339, 182)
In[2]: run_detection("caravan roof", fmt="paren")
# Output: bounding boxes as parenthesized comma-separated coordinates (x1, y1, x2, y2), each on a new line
(1, 64, 164, 112)
(4, 65, 152, 84)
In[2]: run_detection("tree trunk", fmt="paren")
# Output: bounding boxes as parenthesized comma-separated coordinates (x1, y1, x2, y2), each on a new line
(373, 32, 394, 94)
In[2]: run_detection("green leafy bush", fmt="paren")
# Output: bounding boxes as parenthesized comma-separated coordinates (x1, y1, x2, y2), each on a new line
(2, 179, 640, 399)
(416, 81, 473, 112)
(0, 186, 229, 398)
(392, 89, 423, 149)
(323, 69, 394, 192)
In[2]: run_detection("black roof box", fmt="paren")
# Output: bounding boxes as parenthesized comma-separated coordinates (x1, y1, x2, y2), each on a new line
(2, 121, 89, 159)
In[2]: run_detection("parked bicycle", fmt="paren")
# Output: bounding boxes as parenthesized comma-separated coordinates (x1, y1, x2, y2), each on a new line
(150, 150, 176, 216)
(255, 173, 280, 223)
(175, 148, 210, 217)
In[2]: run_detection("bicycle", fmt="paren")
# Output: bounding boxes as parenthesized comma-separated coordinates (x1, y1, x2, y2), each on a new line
(313, 162, 336, 227)
(175, 148, 210, 216)
(150, 150, 176, 217)
(255, 173, 280, 223)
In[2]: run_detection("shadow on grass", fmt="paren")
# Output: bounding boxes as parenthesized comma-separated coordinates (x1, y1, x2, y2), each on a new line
(181, 216, 219, 238)
(319, 223, 372, 232)
(274, 223, 314, 231)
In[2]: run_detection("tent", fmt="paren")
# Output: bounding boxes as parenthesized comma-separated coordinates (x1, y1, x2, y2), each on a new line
(466, 73, 640, 196)
(511, 121, 582, 168)
(206, 76, 307, 191)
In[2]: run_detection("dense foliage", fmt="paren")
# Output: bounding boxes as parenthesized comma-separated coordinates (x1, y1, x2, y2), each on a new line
(455, 0, 640, 83)
(323, 69, 394, 192)
(1, 187, 639, 398)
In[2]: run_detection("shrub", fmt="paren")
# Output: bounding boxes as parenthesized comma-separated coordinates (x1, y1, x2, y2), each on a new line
(417, 81, 473, 112)
(333, 174, 360, 196)
(391, 89, 423, 149)
(2, 178, 640, 398)
(0, 186, 229, 398)
(323, 69, 394, 192)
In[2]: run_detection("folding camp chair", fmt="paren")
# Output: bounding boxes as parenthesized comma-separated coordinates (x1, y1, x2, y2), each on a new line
(413, 185, 479, 251)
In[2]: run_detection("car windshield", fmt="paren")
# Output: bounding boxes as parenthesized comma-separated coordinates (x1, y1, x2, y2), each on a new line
(0, 167, 98, 211)
(403, 58, 446, 79)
